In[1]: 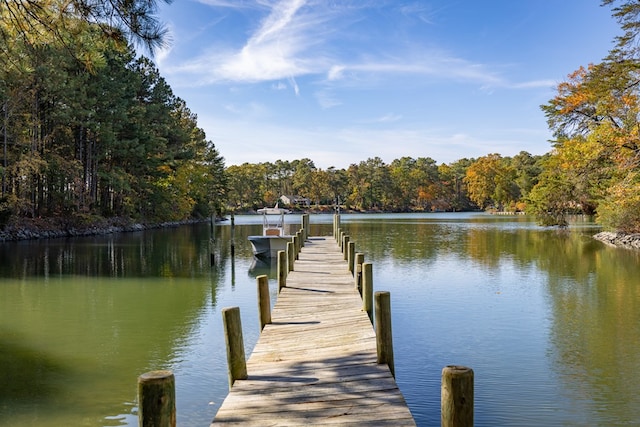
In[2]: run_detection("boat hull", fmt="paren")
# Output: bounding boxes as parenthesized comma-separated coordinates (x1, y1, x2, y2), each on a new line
(248, 236, 292, 258)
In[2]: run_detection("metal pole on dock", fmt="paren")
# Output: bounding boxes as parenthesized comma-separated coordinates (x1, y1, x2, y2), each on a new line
(222, 307, 247, 388)
(362, 262, 373, 322)
(257, 275, 271, 331)
(441, 366, 474, 427)
(137, 370, 176, 427)
(375, 291, 395, 377)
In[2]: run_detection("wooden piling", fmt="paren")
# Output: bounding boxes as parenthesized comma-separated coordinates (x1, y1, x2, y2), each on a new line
(277, 250, 287, 291)
(257, 275, 271, 331)
(287, 241, 295, 272)
(222, 307, 247, 388)
(354, 253, 364, 294)
(441, 366, 474, 427)
(137, 370, 176, 427)
(342, 234, 349, 257)
(293, 234, 300, 260)
(375, 291, 394, 377)
(348, 241, 355, 275)
(210, 213, 216, 266)
(333, 213, 338, 239)
(230, 213, 235, 257)
(362, 262, 373, 322)
(302, 214, 309, 241)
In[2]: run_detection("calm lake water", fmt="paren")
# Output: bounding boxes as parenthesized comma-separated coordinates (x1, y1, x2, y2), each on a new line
(1, 213, 639, 426)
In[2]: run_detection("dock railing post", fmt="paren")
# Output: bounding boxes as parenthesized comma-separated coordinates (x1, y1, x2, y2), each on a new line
(287, 241, 295, 271)
(342, 235, 349, 258)
(362, 262, 373, 322)
(222, 307, 247, 389)
(333, 213, 337, 239)
(441, 366, 474, 427)
(277, 250, 287, 291)
(257, 275, 271, 331)
(354, 253, 364, 294)
(348, 242, 355, 275)
(303, 214, 309, 241)
(293, 234, 300, 260)
(375, 291, 395, 377)
(340, 231, 346, 251)
(137, 370, 176, 427)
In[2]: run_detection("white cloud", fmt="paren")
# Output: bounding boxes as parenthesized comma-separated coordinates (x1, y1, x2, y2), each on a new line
(162, 1, 511, 91)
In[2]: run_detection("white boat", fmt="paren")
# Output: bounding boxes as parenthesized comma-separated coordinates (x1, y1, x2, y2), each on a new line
(248, 206, 292, 258)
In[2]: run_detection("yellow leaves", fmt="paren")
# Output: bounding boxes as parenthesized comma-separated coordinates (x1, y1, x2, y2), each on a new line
(157, 164, 172, 174)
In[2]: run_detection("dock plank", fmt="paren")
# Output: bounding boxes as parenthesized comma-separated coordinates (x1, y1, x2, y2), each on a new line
(212, 237, 416, 426)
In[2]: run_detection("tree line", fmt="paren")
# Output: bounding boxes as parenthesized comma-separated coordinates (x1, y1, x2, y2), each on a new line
(224, 153, 544, 214)
(1, 1, 226, 226)
(3, 0, 640, 233)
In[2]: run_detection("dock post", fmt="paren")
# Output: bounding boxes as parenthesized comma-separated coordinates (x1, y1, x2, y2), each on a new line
(277, 250, 287, 291)
(354, 253, 364, 294)
(362, 262, 373, 322)
(340, 231, 345, 251)
(441, 366, 474, 427)
(348, 242, 355, 275)
(210, 213, 216, 266)
(222, 307, 247, 388)
(230, 213, 235, 257)
(303, 214, 309, 241)
(333, 213, 337, 239)
(342, 235, 349, 258)
(257, 275, 271, 331)
(287, 241, 295, 271)
(137, 370, 176, 427)
(375, 291, 395, 377)
(293, 234, 300, 259)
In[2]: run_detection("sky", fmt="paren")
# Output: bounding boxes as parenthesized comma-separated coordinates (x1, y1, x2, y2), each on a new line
(154, 0, 621, 169)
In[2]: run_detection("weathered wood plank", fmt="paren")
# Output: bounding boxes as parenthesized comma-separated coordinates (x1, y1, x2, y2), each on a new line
(212, 237, 416, 426)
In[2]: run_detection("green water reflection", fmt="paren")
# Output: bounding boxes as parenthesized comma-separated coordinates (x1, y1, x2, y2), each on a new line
(1, 214, 639, 426)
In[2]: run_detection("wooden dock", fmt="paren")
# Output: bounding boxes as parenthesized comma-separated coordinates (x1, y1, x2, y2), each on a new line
(211, 236, 416, 426)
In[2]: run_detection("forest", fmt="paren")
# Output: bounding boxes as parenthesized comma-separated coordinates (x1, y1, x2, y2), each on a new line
(2, 0, 640, 233)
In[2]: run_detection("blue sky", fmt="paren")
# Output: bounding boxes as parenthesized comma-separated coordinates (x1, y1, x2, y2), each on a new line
(155, 0, 620, 169)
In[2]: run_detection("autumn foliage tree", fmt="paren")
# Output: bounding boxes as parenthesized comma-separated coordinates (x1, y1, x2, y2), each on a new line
(532, 0, 640, 231)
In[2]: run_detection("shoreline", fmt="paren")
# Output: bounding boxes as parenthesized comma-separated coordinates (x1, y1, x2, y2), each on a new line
(593, 231, 640, 249)
(0, 217, 209, 242)
(2, 215, 640, 250)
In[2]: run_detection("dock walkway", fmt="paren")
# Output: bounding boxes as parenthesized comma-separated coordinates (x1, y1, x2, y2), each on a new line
(212, 236, 416, 426)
